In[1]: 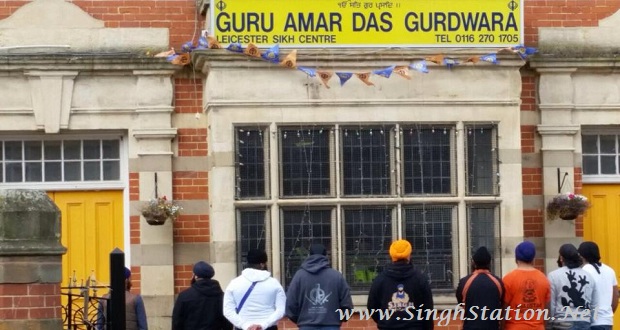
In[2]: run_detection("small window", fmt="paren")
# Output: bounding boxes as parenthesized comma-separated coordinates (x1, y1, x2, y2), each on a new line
(235, 128, 268, 199)
(280, 128, 331, 197)
(236, 210, 268, 272)
(582, 134, 620, 176)
(465, 125, 499, 195)
(467, 204, 501, 275)
(342, 127, 391, 196)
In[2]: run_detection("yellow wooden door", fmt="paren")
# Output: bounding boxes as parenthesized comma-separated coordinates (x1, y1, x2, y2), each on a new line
(49, 191, 124, 292)
(582, 184, 620, 327)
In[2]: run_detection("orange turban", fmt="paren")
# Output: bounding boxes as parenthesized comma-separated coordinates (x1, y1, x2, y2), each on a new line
(389, 239, 412, 261)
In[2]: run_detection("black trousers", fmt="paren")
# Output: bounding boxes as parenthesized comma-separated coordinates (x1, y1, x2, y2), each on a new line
(235, 327, 277, 330)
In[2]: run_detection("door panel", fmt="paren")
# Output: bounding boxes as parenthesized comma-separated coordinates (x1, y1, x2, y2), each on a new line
(582, 184, 620, 326)
(49, 191, 124, 291)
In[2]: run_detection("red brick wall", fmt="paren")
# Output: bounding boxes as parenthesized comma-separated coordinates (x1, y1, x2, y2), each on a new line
(174, 265, 194, 294)
(0, 283, 60, 319)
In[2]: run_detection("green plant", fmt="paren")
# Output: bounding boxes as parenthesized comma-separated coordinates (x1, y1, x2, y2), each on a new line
(141, 196, 181, 221)
(546, 193, 590, 220)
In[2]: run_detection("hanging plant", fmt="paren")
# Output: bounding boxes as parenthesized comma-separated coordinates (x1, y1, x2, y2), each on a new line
(546, 193, 590, 221)
(141, 196, 182, 225)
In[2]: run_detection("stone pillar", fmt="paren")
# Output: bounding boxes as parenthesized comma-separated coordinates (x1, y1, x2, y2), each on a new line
(0, 189, 66, 330)
(536, 69, 582, 272)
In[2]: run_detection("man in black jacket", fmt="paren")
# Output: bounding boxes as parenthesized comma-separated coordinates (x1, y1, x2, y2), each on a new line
(285, 244, 353, 330)
(455, 246, 504, 330)
(172, 261, 232, 330)
(367, 239, 434, 330)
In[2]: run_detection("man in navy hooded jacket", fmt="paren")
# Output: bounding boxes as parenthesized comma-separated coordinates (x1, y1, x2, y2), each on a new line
(285, 244, 354, 330)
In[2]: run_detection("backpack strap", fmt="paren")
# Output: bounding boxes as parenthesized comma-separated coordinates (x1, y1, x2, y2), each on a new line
(462, 269, 502, 301)
(236, 281, 258, 314)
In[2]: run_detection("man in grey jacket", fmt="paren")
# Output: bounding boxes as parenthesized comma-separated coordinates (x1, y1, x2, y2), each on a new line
(285, 244, 353, 330)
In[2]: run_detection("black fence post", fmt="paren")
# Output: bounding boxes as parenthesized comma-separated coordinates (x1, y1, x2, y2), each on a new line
(110, 248, 126, 330)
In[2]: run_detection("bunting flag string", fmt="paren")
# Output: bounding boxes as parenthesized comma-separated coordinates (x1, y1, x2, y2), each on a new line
(158, 36, 537, 87)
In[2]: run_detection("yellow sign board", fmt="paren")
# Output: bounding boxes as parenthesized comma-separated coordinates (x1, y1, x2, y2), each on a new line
(211, 0, 522, 47)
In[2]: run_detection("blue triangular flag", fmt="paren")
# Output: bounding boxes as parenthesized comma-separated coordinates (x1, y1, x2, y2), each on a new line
(513, 46, 538, 59)
(409, 60, 429, 73)
(181, 41, 195, 53)
(196, 36, 209, 50)
(262, 44, 280, 63)
(166, 54, 179, 62)
(443, 58, 459, 69)
(336, 72, 353, 86)
(227, 43, 244, 53)
(480, 53, 498, 64)
(372, 65, 395, 78)
(297, 66, 316, 77)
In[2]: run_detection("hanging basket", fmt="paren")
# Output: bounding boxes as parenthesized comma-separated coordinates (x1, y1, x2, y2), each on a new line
(559, 212, 578, 221)
(143, 213, 168, 226)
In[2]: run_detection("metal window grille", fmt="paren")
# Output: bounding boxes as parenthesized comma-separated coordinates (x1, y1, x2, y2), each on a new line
(279, 128, 331, 197)
(404, 205, 454, 290)
(235, 128, 268, 199)
(0, 139, 120, 183)
(465, 125, 499, 195)
(582, 134, 619, 175)
(236, 210, 268, 273)
(280, 209, 333, 288)
(402, 126, 454, 195)
(341, 127, 391, 196)
(467, 204, 501, 274)
(343, 207, 392, 293)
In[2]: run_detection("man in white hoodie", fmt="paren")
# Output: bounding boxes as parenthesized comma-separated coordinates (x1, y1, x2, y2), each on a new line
(223, 249, 286, 330)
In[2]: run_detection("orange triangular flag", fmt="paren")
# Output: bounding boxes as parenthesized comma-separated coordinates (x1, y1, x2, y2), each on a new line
(154, 47, 175, 57)
(317, 71, 333, 89)
(244, 43, 262, 58)
(207, 36, 222, 49)
(280, 50, 297, 69)
(393, 66, 411, 80)
(426, 54, 444, 65)
(171, 53, 191, 66)
(355, 72, 374, 86)
(465, 56, 480, 64)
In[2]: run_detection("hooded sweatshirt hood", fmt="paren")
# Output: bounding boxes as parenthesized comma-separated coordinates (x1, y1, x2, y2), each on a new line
(192, 278, 224, 297)
(300, 254, 330, 274)
(384, 260, 417, 280)
(241, 267, 272, 282)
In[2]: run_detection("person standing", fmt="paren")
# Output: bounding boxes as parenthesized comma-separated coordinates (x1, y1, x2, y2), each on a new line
(223, 249, 286, 330)
(578, 241, 618, 330)
(547, 244, 598, 329)
(366, 239, 434, 330)
(97, 267, 148, 330)
(172, 261, 231, 330)
(502, 241, 550, 330)
(285, 244, 353, 330)
(456, 246, 504, 330)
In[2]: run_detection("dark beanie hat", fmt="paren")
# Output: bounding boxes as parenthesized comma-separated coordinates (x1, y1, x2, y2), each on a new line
(124, 267, 131, 279)
(309, 244, 327, 256)
(193, 261, 215, 279)
(247, 249, 268, 264)
(515, 241, 536, 263)
(559, 244, 582, 269)
(578, 241, 601, 264)
(472, 247, 492, 268)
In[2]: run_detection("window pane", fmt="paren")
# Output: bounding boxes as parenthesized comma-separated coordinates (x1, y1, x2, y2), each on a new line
(601, 156, 616, 175)
(344, 208, 392, 292)
(599, 135, 616, 154)
(64, 141, 81, 160)
(5, 141, 22, 160)
(404, 205, 454, 289)
(468, 205, 500, 275)
(342, 128, 390, 196)
(103, 161, 121, 180)
(44, 141, 62, 160)
(45, 162, 62, 181)
(102, 140, 120, 159)
(581, 135, 598, 154)
(6, 163, 22, 182)
(83, 140, 100, 160)
(402, 127, 452, 194)
(280, 129, 330, 197)
(236, 129, 266, 198)
(84, 161, 101, 180)
(466, 127, 497, 195)
(24, 141, 42, 160)
(237, 210, 267, 272)
(281, 209, 332, 287)
(583, 156, 599, 175)
(65, 161, 81, 181)
(25, 163, 42, 182)
(0, 143, 2, 161)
